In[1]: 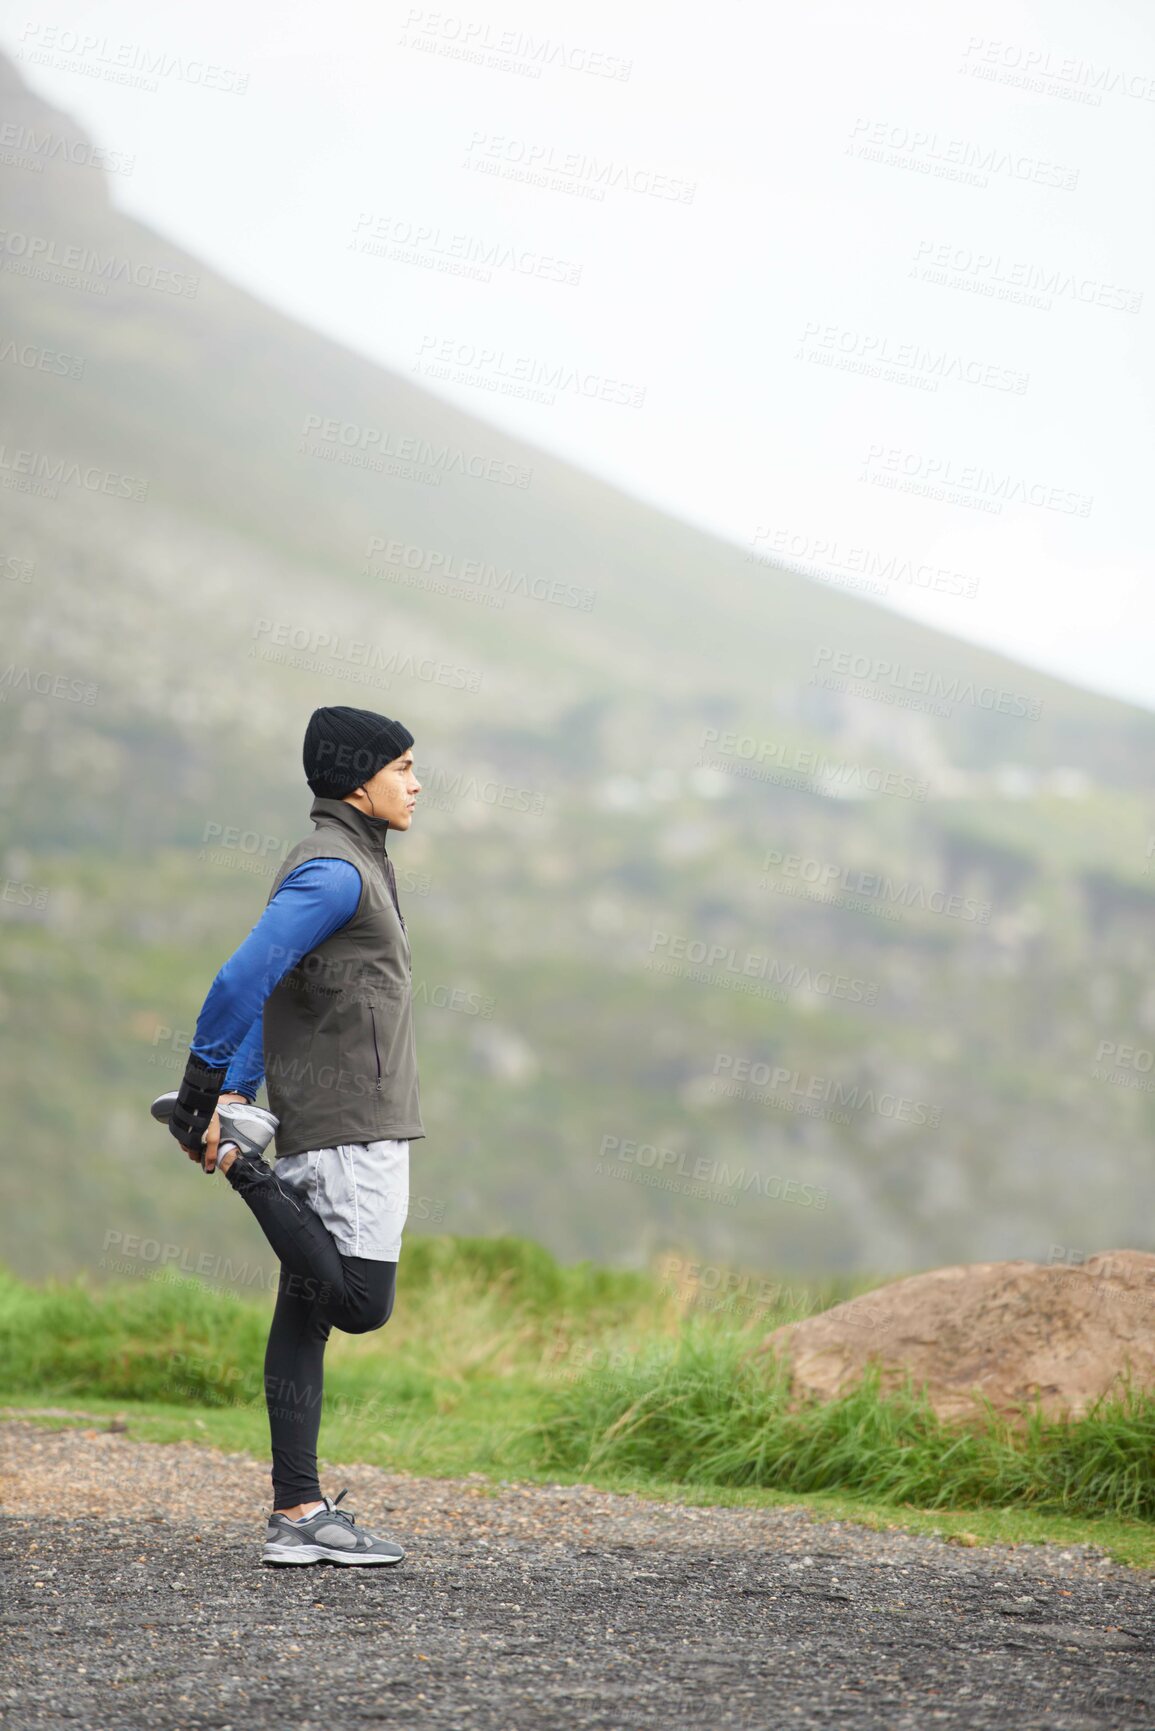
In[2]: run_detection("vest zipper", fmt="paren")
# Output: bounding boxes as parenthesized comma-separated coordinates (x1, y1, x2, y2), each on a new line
(373, 842, 398, 1095)
(382, 845, 406, 932)
(370, 1006, 382, 1092)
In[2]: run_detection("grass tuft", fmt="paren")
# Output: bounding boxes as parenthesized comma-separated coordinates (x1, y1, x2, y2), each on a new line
(530, 1321, 1155, 1521)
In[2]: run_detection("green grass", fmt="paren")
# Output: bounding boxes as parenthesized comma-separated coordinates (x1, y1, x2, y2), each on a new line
(3, 1242, 1154, 1570)
(530, 1328, 1155, 1520)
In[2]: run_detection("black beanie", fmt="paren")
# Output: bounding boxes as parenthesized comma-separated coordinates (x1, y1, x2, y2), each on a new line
(303, 706, 415, 798)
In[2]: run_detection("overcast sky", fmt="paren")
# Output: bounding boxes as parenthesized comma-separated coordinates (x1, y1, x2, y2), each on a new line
(4, 0, 1154, 708)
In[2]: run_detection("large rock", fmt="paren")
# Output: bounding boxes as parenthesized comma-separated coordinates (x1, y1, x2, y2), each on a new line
(753, 1251, 1155, 1424)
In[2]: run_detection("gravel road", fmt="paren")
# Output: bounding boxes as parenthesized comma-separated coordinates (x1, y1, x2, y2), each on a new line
(1, 1419, 1152, 1730)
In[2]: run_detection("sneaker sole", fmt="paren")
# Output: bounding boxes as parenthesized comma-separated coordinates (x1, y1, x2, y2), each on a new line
(261, 1542, 404, 1567)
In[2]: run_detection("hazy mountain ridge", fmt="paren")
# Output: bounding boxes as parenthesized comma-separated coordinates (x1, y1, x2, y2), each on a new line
(2, 53, 1153, 1285)
(3, 52, 1151, 777)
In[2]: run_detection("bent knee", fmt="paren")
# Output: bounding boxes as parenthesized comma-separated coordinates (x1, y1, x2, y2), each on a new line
(340, 1294, 395, 1335)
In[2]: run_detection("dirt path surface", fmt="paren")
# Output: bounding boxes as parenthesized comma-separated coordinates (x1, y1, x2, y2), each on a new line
(1, 1419, 1152, 1730)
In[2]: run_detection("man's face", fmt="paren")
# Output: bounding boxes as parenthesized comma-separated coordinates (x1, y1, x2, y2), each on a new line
(358, 748, 421, 829)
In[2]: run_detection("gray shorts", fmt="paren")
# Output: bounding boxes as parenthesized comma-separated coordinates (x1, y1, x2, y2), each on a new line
(272, 1139, 409, 1262)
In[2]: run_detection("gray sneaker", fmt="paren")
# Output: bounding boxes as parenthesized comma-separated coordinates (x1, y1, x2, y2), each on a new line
(261, 1489, 405, 1567)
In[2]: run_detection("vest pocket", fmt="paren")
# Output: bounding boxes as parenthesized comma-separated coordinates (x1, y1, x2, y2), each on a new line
(369, 1006, 383, 1092)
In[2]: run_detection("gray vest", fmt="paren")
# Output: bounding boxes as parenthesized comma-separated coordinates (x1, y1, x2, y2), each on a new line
(262, 796, 424, 1156)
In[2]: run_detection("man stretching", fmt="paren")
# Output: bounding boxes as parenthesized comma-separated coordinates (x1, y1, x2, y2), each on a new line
(167, 704, 423, 1566)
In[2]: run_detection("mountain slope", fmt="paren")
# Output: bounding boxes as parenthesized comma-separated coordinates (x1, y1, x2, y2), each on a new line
(2, 52, 1153, 1286)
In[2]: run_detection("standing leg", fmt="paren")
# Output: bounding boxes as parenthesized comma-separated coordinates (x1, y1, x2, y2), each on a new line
(264, 1265, 333, 1512)
(263, 1252, 397, 1512)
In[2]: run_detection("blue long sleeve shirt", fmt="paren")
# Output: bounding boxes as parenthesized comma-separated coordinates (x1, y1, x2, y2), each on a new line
(189, 856, 363, 1099)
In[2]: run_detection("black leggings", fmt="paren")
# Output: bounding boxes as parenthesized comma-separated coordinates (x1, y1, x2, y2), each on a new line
(224, 1153, 396, 1509)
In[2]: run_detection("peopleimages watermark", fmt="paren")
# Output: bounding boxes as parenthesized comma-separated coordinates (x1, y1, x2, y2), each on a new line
(810, 645, 1043, 721)
(3, 552, 35, 583)
(261, 1378, 395, 1427)
(268, 956, 495, 1022)
(17, 23, 249, 94)
(1042, 1245, 1153, 1318)
(248, 618, 482, 695)
(658, 1255, 837, 1325)
(298, 414, 532, 489)
(794, 321, 1028, 395)
(349, 211, 583, 287)
(413, 334, 646, 409)
(596, 1134, 828, 1209)
(0, 227, 199, 297)
(154, 1348, 396, 1423)
(264, 1047, 382, 1100)
(264, 942, 495, 1019)
(99, 1207, 446, 1295)
(1089, 1039, 1155, 1094)
(1047, 1245, 1138, 1273)
(397, 10, 632, 82)
(1086, 1686, 1142, 1724)
(697, 727, 928, 802)
(910, 238, 1142, 316)
(746, 525, 978, 601)
(0, 664, 98, 705)
(275, 971, 495, 1021)
(363, 536, 595, 613)
(411, 979, 495, 1017)
(197, 821, 432, 892)
(463, 130, 695, 204)
(859, 443, 1093, 519)
(404, 759, 547, 817)
(145, 1024, 287, 1082)
(0, 336, 86, 380)
(958, 37, 1155, 106)
(147, 994, 486, 1083)
(541, 1339, 646, 1388)
(645, 930, 879, 1006)
(0, 120, 135, 176)
(1, 878, 49, 913)
(846, 116, 1079, 191)
(0, 444, 147, 503)
(144, 1024, 193, 1071)
(146, 1029, 364, 1090)
(709, 1054, 942, 1128)
(758, 849, 991, 925)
